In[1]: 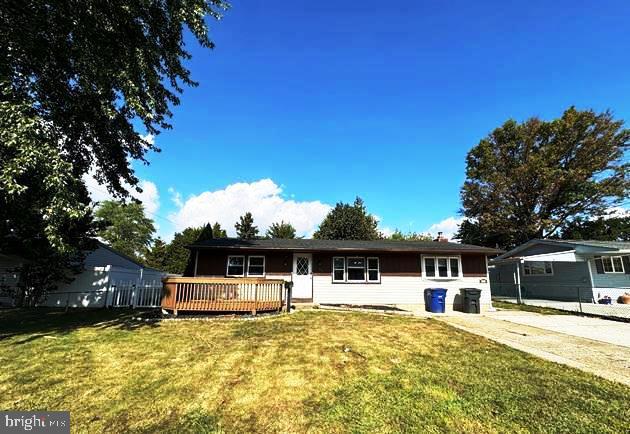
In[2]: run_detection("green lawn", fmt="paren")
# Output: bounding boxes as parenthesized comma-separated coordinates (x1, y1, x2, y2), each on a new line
(1, 309, 628, 433)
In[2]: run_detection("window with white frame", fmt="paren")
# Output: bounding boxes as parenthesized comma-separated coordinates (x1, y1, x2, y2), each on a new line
(423, 256, 461, 278)
(247, 256, 265, 276)
(347, 257, 366, 281)
(332, 256, 380, 283)
(602, 256, 624, 273)
(226, 255, 245, 276)
(367, 257, 380, 282)
(333, 257, 346, 282)
(523, 261, 553, 276)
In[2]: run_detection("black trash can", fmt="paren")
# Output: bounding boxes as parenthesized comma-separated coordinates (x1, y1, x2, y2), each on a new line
(460, 288, 482, 314)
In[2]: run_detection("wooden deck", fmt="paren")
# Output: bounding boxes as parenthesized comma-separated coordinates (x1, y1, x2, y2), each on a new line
(162, 277, 287, 314)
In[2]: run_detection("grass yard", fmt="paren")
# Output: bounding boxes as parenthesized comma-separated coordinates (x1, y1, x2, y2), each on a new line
(492, 299, 572, 315)
(1, 309, 629, 433)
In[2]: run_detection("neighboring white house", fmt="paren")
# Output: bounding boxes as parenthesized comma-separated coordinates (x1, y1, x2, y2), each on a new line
(490, 239, 630, 302)
(0, 242, 165, 308)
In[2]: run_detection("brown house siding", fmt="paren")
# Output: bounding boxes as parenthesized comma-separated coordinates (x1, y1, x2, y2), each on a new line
(193, 249, 292, 277)
(461, 253, 487, 277)
(191, 248, 488, 278)
(313, 252, 422, 276)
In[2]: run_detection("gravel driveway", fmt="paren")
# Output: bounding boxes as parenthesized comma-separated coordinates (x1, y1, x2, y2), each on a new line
(439, 310, 630, 386)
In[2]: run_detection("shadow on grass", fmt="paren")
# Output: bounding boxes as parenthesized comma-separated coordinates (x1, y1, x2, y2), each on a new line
(0, 308, 161, 343)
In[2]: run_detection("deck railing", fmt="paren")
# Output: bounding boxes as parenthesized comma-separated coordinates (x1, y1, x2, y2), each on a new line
(162, 277, 287, 314)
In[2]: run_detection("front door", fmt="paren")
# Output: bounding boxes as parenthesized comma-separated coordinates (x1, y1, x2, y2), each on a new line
(292, 253, 313, 299)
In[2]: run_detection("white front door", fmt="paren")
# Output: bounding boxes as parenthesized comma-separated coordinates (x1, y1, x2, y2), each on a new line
(292, 253, 313, 299)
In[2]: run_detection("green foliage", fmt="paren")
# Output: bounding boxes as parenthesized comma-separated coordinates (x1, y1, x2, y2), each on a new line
(314, 197, 381, 240)
(560, 216, 630, 241)
(144, 238, 168, 271)
(95, 201, 155, 262)
(162, 227, 203, 275)
(1, 0, 228, 196)
(196, 223, 215, 243)
(388, 229, 432, 241)
(235, 212, 259, 240)
(458, 107, 629, 249)
(212, 222, 228, 238)
(0, 94, 96, 303)
(1, 1, 226, 297)
(266, 221, 297, 239)
(144, 223, 227, 274)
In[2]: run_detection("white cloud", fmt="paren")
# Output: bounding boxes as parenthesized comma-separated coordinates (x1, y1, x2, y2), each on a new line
(168, 179, 332, 237)
(425, 216, 464, 241)
(83, 171, 160, 216)
(141, 133, 155, 146)
(168, 187, 183, 208)
(380, 227, 395, 237)
(602, 207, 629, 219)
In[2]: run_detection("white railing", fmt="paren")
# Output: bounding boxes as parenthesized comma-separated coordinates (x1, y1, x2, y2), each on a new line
(108, 280, 163, 308)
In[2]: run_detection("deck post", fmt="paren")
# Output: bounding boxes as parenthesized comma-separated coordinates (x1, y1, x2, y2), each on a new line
(252, 283, 258, 316)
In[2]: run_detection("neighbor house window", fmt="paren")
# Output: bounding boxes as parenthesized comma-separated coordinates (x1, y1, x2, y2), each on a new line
(226, 256, 245, 276)
(332, 256, 380, 283)
(423, 256, 461, 279)
(523, 261, 553, 276)
(247, 256, 265, 276)
(602, 256, 624, 273)
(333, 257, 346, 282)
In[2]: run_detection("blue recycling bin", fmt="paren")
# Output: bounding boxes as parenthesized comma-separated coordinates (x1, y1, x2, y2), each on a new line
(427, 288, 447, 313)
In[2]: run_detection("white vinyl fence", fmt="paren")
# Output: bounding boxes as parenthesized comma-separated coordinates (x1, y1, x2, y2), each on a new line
(108, 280, 163, 308)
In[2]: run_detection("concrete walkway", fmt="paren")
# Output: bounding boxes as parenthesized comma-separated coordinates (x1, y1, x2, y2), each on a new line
(439, 310, 630, 386)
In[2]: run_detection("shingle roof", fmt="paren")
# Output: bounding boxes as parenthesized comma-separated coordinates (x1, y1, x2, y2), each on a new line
(188, 238, 502, 254)
(553, 239, 630, 250)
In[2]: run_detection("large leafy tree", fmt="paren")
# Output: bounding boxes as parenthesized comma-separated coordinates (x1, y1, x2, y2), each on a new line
(387, 229, 432, 242)
(0, 97, 97, 304)
(0, 1, 227, 297)
(457, 108, 629, 249)
(314, 197, 381, 240)
(235, 212, 259, 240)
(95, 201, 155, 261)
(560, 216, 630, 241)
(266, 221, 297, 239)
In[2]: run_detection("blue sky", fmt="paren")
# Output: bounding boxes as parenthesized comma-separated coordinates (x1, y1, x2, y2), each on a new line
(93, 0, 630, 240)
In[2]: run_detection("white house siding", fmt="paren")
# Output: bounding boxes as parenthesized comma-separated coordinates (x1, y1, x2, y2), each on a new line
(40, 265, 166, 308)
(587, 259, 630, 301)
(520, 251, 577, 262)
(312, 275, 491, 312)
(41, 266, 111, 308)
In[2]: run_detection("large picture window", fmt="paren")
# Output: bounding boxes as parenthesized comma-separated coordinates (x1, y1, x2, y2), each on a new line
(523, 261, 553, 276)
(247, 256, 265, 276)
(332, 256, 380, 283)
(423, 256, 461, 279)
(226, 256, 245, 276)
(347, 257, 366, 281)
(602, 256, 624, 273)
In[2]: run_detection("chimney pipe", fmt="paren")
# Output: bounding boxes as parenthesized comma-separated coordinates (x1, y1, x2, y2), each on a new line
(434, 231, 448, 243)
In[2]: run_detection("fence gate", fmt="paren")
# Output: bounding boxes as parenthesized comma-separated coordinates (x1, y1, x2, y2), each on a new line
(108, 280, 163, 308)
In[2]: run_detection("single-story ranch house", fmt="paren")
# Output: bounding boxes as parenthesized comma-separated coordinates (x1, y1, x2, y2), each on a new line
(490, 239, 630, 303)
(184, 237, 501, 312)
